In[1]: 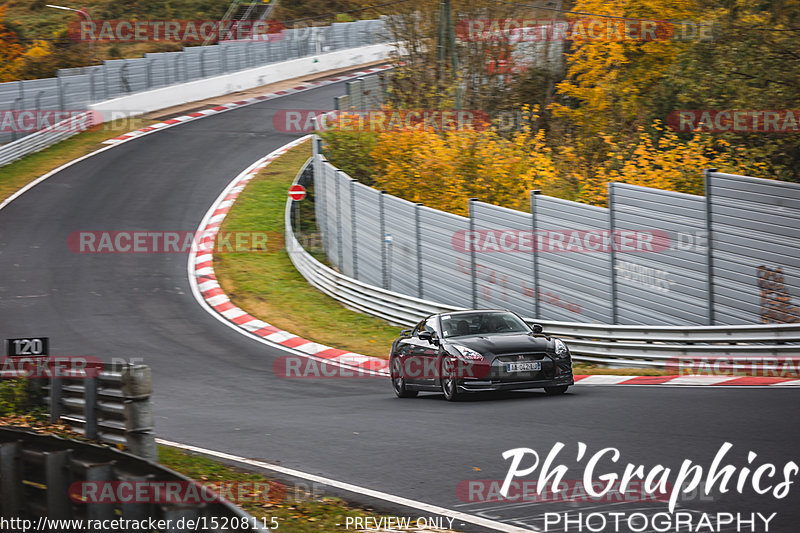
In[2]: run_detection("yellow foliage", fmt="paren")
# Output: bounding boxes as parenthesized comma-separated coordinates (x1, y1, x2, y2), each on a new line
(575, 123, 772, 206)
(324, 115, 775, 213)
(368, 112, 558, 216)
(551, 0, 702, 136)
(22, 40, 53, 60)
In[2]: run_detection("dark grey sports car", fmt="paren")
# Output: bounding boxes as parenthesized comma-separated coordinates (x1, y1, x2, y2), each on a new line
(389, 309, 573, 400)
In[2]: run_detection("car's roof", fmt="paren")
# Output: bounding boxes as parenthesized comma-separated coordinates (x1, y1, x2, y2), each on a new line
(435, 309, 515, 317)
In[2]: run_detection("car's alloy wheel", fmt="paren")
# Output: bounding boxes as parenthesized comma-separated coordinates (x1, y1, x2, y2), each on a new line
(544, 385, 569, 395)
(440, 357, 460, 401)
(391, 357, 417, 398)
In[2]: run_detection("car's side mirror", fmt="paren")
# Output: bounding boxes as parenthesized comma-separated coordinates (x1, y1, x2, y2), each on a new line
(401, 329, 411, 336)
(531, 323, 544, 335)
(418, 330, 438, 344)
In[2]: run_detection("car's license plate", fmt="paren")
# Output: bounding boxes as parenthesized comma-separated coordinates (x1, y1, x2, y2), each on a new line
(506, 362, 541, 372)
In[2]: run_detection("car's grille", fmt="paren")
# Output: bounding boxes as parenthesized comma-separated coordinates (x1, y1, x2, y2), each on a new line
(496, 353, 548, 363)
(491, 354, 555, 382)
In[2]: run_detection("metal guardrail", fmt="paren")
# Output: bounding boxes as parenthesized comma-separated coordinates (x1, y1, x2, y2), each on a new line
(0, 428, 266, 531)
(286, 156, 800, 368)
(0, 112, 96, 168)
(0, 361, 157, 460)
(47, 363, 157, 461)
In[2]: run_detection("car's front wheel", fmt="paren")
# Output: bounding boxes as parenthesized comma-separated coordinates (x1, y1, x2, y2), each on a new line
(440, 356, 461, 401)
(544, 385, 569, 396)
(391, 357, 417, 398)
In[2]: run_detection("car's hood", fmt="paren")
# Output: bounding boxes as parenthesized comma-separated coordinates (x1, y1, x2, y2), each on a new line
(449, 334, 552, 358)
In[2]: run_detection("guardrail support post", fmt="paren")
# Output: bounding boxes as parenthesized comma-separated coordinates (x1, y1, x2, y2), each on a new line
(530, 190, 541, 319)
(0, 441, 22, 516)
(704, 168, 717, 325)
(121, 365, 157, 462)
(351, 179, 359, 279)
(468, 198, 478, 308)
(415, 203, 424, 299)
(609, 182, 618, 324)
(44, 450, 72, 519)
(83, 377, 98, 440)
(86, 464, 115, 521)
(102, 61, 109, 100)
(89, 69, 96, 103)
(50, 376, 62, 424)
(335, 170, 345, 270)
(57, 71, 65, 110)
(145, 57, 153, 89)
(380, 191, 388, 289)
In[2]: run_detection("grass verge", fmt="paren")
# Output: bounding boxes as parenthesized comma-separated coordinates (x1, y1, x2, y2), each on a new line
(158, 446, 402, 533)
(212, 141, 667, 375)
(0, 118, 154, 204)
(214, 141, 401, 359)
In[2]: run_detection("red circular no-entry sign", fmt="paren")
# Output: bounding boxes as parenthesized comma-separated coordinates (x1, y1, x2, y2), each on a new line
(288, 184, 306, 201)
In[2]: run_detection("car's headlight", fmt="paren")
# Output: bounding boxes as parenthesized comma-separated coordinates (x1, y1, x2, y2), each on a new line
(451, 344, 485, 361)
(553, 338, 569, 359)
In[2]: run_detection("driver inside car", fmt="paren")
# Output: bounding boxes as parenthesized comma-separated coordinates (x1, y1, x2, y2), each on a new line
(482, 315, 508, 333)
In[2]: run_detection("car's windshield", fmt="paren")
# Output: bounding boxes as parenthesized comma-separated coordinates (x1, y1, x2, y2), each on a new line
(441, 311, 531, 338)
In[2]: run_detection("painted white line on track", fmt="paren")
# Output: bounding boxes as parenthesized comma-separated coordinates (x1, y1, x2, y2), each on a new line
(573, 375, 629, 385)
(156, 438, 537, 533)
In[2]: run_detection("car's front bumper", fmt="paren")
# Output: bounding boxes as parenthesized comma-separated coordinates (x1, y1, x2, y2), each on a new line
(457, 354, 573, 392)
(458, 375, 574, 393)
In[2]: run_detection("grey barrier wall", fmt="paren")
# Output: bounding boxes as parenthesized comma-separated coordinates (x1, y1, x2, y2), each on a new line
(353, 182, 383, 287)
(292, 156, 800, 365)
(418, 207, 473, 308)
(471, 200, 535, 317)
(0, 19, 388, 146)
(334, 71, 391, 111)
(534, 194, 613, 323)
(708, 171, 800, 326)
(611, 183, 709, 325)
(383, 194, 421, 296)
(312, 140, 800, 326)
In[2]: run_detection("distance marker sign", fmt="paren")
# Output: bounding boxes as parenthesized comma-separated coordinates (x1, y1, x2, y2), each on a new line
(288, 184, 306, 201)
(6, 337, 49, 357)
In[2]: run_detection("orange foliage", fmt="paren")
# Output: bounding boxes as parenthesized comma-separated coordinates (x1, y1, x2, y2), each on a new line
(0, 6, 25, 82)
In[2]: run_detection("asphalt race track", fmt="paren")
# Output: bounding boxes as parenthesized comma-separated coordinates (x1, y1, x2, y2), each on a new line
(1, 77, 798, 532)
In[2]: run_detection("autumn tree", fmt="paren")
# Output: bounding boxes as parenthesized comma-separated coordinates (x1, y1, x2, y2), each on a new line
(654, 0, 800, 181)
(0, 6, 25, 82)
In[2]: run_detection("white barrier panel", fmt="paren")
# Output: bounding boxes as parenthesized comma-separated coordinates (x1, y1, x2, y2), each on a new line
(90, 44, 393, 120)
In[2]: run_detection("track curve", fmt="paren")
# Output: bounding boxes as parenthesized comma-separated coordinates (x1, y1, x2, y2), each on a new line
(0, 78, 798, 532)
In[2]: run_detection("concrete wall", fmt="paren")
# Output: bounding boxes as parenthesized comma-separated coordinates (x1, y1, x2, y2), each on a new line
(90, 44, 393, 120)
